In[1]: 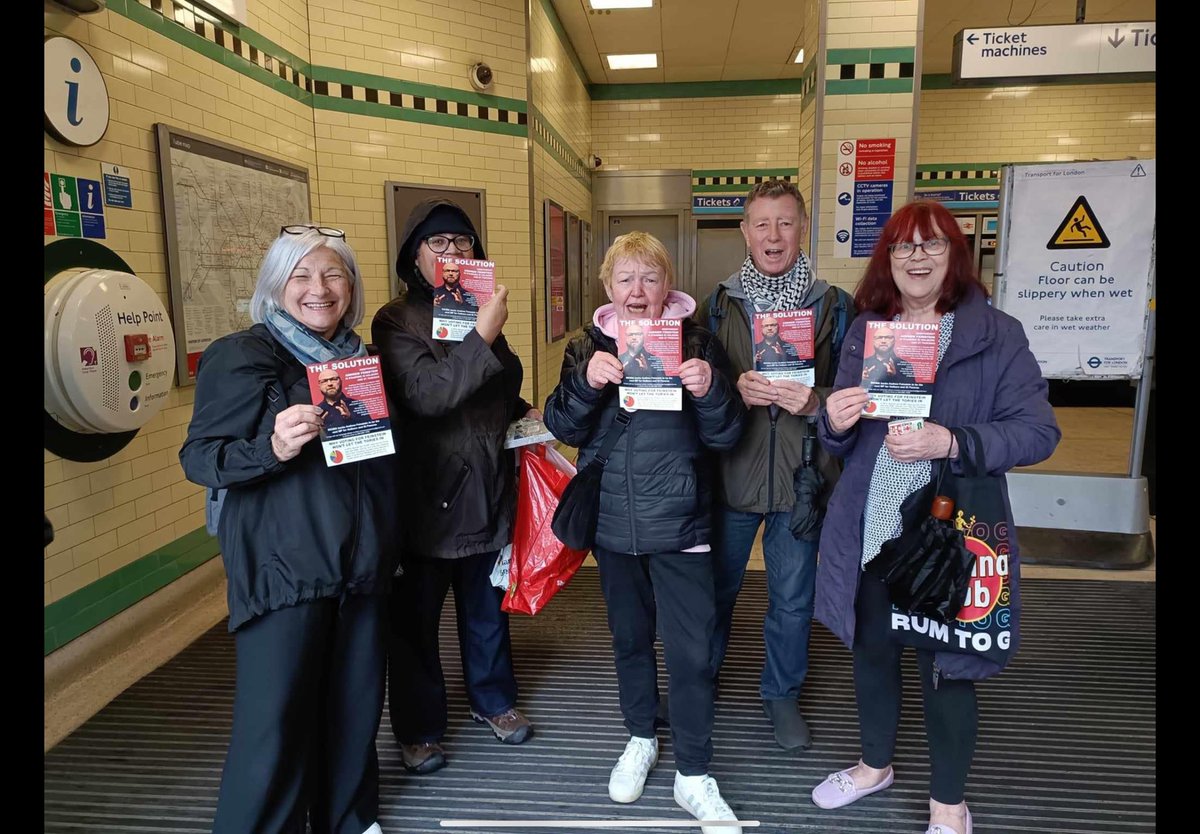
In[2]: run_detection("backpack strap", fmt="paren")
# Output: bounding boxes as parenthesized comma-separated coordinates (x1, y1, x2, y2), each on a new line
(811, 285, 851, 386)
(830, 286, 850, 365)
(707, 286, 727, 336)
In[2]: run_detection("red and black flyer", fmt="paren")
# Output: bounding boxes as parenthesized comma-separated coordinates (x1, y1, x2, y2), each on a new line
(859, 320, 938, 418)
(306, 355, 395, 466)
(617, 318, 683, 411)
(431, 256, 495, 342)
(752, 308, 815, 384)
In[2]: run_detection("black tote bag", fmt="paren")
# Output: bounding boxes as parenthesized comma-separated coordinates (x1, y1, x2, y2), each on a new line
(884, 426, 1019, 667)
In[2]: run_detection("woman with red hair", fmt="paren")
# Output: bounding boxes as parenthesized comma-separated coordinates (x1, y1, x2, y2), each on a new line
(810, 200, 1060, 834)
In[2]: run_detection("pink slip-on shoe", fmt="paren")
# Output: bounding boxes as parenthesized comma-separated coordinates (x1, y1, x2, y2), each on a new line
(811, 764, 895, 809)
(925, 805, 972, 834)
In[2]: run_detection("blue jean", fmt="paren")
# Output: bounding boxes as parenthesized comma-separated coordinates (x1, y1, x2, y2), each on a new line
(710, 509, 817, 700)
(387, 550, 518, 743)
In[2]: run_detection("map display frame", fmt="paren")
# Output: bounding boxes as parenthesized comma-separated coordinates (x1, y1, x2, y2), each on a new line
(155, 124, 311, 385)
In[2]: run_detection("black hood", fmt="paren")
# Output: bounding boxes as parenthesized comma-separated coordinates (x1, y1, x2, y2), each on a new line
(396, 198, 486, 297)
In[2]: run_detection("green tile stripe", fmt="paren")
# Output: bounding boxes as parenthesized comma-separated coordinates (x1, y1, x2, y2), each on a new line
(44, 527, 220, 656)
(590, 79, 805, 101)
(315, 96, 527, 138)
(825, 79, 870, 95)
(826, 48, 872, 65)
(694, 168, 798, 179)
(827, 47, 916, 65)
(868, 78, 915, 93)
(802, 63, 818, 104)
(311, 67, 525, 113)
(121, 0, 312, 86)
(922, 72, 1154, 90)
(825, 78, 915, 95)
(918, 163, 1003, 173)
(531, 105, 591, 190)
(693, 169, 799, 194)
(826, 48, 915, 95)
(112, 0, 532, 137)
(916, 164, 1001, 187)
(536, 0, 589, 89)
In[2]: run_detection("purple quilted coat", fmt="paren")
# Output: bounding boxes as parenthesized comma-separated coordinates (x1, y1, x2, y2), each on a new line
(816, 287, 1060, 682)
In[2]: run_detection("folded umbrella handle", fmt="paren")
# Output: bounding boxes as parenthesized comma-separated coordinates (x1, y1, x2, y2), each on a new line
(930, 495, 955, 521)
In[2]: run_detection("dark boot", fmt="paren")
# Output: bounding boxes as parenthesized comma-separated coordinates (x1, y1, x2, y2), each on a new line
(763, 698, 811, 750)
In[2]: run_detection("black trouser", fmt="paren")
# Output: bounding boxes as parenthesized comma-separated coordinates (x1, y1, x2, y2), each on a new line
(213, 594, 386, 834)
(388, 550, 518, 743)
(594, 547, 716, 776)
(854, 571, 978, 805)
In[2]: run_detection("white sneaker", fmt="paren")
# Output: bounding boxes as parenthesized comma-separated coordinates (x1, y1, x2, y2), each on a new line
(608, 736, 659, 803)
(673, 772, 741, 834)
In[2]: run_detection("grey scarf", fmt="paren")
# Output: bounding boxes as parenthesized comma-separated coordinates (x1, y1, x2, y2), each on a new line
(263, 309, 367, 365)
(739, 251, 814, 313)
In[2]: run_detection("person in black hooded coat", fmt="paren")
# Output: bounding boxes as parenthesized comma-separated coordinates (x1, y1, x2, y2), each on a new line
(372, 199, 538, 776)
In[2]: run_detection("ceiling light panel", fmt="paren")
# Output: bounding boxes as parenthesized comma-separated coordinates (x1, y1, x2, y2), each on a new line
(589, 1, 654, 9)
(606, 53, 659, 70)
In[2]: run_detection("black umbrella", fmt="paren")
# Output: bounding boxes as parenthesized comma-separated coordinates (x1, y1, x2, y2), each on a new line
(788, 433, 826, 541)
(866, 461, 976, 624)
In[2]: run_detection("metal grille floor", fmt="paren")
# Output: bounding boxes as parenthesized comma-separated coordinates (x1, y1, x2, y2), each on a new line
(44, 569, 1155, 833)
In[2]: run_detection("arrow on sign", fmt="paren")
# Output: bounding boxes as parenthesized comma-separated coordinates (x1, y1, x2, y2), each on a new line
(967, 33, 978, 44)
(1107, 29, 1125, 47)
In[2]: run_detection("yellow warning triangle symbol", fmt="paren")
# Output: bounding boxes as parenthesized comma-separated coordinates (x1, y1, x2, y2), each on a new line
(1047, 195, 1110, 249)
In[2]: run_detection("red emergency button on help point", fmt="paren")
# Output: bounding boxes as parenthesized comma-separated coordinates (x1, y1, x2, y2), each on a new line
(124, 333, 152, 361)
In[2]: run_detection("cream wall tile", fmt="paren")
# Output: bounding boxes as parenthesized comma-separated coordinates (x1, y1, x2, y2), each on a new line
(917, 84, 1154, 164)
(45, 550, 76, 584)
(71, 531, 119, 569)
(51, 563, 101, 600)
(592, 96, 802, 170)
(67, 491, 116, 526)
(45, 475, 94, 512)
(44, 519, 95, 560)
(44, 1, 320, 605)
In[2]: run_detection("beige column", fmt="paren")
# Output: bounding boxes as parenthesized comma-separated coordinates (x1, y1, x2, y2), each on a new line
(807, 0, 921, 292)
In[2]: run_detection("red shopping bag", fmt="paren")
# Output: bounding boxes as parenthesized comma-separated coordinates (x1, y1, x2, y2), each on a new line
(502, 443, 589, 615)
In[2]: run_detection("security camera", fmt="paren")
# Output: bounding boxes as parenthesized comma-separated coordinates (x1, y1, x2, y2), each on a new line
(588, 154, 602, 169)
(469, 62, 494, 92)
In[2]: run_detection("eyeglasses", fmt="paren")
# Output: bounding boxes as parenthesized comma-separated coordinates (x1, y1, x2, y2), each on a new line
(424, 234, 475, 254)
(281, 224, 346, 239)
(888, 238, 948, 259)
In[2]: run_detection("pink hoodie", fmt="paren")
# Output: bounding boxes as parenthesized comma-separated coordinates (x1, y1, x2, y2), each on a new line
(592, 290, 697, 338)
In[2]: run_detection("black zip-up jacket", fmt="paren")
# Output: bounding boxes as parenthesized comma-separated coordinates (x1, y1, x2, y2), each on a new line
(372, 198, 532, 560)
(543, 321, 745, 555)
(180, 325, 400, 631)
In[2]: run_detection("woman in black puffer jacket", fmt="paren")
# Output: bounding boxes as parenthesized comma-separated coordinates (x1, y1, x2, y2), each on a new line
(543, 231, 745, 833)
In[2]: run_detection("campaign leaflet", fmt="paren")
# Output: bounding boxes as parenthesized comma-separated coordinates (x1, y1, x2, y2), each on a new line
(617, 318, 683, 411)
(860, 320, 938, 418)
(503, 417, 556, 449)
(752, 309, 815, 385)
(306, 355, 395, 466)
(431, 256, 495, 342)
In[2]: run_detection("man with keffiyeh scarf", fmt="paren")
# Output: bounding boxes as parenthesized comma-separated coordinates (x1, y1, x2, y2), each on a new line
(700, 179, 854, 752)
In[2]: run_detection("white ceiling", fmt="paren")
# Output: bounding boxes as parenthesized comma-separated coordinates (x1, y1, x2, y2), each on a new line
(547, 0, 1156, 83)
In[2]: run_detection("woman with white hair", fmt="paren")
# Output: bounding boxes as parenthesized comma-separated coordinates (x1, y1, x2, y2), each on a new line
(181, 224, 399, 834)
